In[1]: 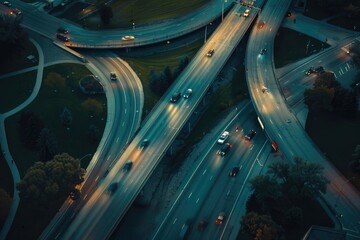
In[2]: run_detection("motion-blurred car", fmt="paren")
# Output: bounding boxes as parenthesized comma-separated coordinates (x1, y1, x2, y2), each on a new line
(123, 160, 133, 171)
(229, 166, 240, 177)
(215, 212, 226, 225)
(2, 1, 11, 7)
(122, 35, 135, 41)
(258, 21, 266, 29)
(69, 189, 81, 200)
(197, 219, 208, 231)
(108, 182, 118, 194)
(170, 91, 181, 103)
(57, 27, 69, 34)
(11, 8, 21, 15)
(56, 33, 70, 42)
(245, 129, 256, 140)
(260, 48, 267, 55)
(140, 139, 149, 148)
(110, 72, 117, 81)
(305, 67, 314, 75)
(243, 9, 250, 17)
(183, 89, 192, 99)
(217, 143, 231, 156)
(207, 49, 215, 57)
(217, 131, 229, 144)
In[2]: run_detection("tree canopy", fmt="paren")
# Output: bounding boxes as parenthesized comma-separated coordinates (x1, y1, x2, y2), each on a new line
(17, 153, 85, 206)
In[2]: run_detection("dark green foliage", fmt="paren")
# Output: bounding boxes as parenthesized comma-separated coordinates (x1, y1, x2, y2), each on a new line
(87, 124, 100, 143)
(240, 212, 284, 240)
(16, 153, 85, 207)
(19, 111, 44, 149)
(163, 66, 173, 85)
(37, 128, 60, 162)
(100, 4, 113, 25)
(173, 56, 189, 79)
(59, 107, 72, 127)
(0, 14, 28, 66)
(304, 86, 334, 112)
(349, 144, 360, 174)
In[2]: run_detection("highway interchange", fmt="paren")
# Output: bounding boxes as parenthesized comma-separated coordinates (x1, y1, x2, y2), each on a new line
(1, 0, 360, 239)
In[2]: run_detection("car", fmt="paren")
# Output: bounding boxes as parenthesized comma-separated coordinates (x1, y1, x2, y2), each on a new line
(57, 27, 69, 34)
(170, 91, 181, 103)
(108, 182, 118, 194)
(305, 67, 314, 75)
(286, 11, 292, 17)
(56, 33, 70, 42)
(243, 9, 250, 17)
(271, 140, 278, 152)
(183, 89, 192, 99)
(217, 142, 231, 156)
(69, 189, 81, 200)
(123, 160, 133, 171)
(140, 139, 149, 148)
(12, 8, 21, 15)
(245, 129, 256, 140)
(215, 212, 226, 225)
(197, 219, 208, 231)
(258, 21, 266, 29)
(314, 66, 325, 75)
(260, 48, 267, 55)
(110, 72, 117, 81)
(122, 35, 135, 41)
(229, 166, 240, 177)
(207, 49, 215, 57)
(2, 1, 11, 7)
(217, 131, 229, 144)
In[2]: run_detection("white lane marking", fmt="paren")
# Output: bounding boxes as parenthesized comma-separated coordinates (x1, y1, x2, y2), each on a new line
(116, 137, 119, 143)
(203, 169, 207, 175)
(210, 176, 213, 181)
(125, 109, 127, 114)
(196, 198, 199, 204)
(107, 156, 111, 161)
(95, 176, 99, 182)
(269, 119, 273, 124)
(346, 63, 350, 68)
(173, 218, 177, 225)
(278, 133, 283, 139)
(250, 145, 254, 151)
(188, 192, 192, 199)
(83, 194, 88, 200)
(345, 66, 348, 71)
(226, 190, 231, 196)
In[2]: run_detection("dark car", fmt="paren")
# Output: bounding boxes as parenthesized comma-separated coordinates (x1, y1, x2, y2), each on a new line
(207, 49, 215, 57)
(69, 189, 81, 200)
(217, 142, 231, 156)
(245, 130, 256, 140)
(123, 160, 133, 171)
(197, 219, 208, 231)
(183, 88, 192, 99)
(108, 182, 118, 194)
(110, 72, 117, 81)
(314, 66, 325, 75)
(57, 27, 69, 34)
(260, 48, 267, 55)
(305, 66, 314, 76)
(229, 166, 240, 177)
(170, 91, 181, 103)
(140, 139, 149, 148)
(56, 33, 70, 42)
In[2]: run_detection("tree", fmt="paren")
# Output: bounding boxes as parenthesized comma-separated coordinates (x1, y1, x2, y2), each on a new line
(37, 128, 60, 162)
(81, 98, 104, 116)
(0, 14, 28, 65)
(16, 153, 85, 206)
(100, 4, 113, 25)
(163, 66, 173, 85)
(60, 107, 72, 127)
(283, 206, 303, 229)
(44, 72, 66, 89)
(313, 72, 340, 89)
(250, 175, 283, 209)
(341, 90, 358, 118)
(267, 162, 289, 184)
(304, 86, 334, 112)
(19, 111, 44, 149)
(0, 188, 12, 223)
(87, 124, 100, 143)
(173, 56, 189, 79)
(349, 144, 360, 174)
(240, 212, 284, 240)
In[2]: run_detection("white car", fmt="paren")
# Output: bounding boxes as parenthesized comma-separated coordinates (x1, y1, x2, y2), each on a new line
(217, 131, 229, 144)
(121, 36, 135, 41)
(243, 9, 250, 17)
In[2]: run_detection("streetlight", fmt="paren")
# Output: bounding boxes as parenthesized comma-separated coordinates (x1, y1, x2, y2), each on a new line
(79, 153, 92, 162)
(204, 22, 212, 43)
(221, 0, 228, 22)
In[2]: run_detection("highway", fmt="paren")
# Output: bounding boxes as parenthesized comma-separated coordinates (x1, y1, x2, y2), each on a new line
(10, 0, 233, 48)
(39, 51, 144, 239)
(246, 0, 360, 236)
(149, 102, 270, 240)
(59, 2, 263, 239)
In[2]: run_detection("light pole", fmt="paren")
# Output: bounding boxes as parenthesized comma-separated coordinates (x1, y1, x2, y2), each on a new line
(221, 0, 227, 22)
(204, 22, 212, 43)
(79, 153, 92, 162)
